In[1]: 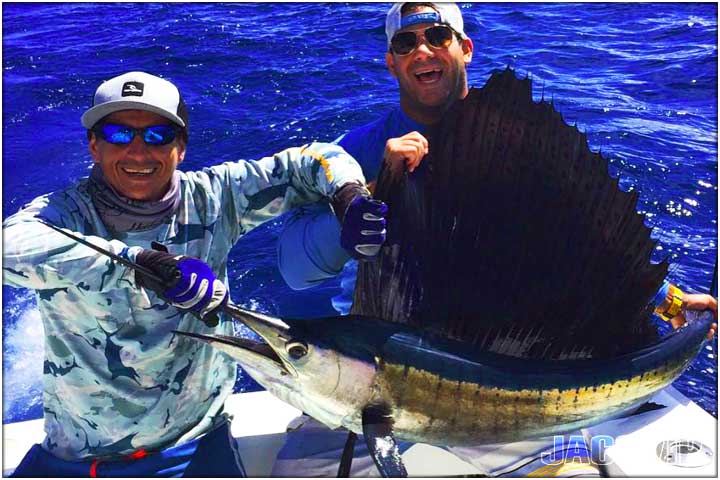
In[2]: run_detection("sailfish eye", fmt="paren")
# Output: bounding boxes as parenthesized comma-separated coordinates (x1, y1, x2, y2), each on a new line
(286, 341, 308, 360)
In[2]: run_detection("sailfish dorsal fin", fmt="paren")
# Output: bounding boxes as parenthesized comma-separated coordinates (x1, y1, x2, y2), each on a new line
(351, 68, 667, 359)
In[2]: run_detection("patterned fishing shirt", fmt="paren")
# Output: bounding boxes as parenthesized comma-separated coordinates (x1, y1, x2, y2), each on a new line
(2, 143, 364, 461)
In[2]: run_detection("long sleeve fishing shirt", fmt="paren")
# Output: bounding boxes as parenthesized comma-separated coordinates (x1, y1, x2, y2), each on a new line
(2, 143, 365, 461)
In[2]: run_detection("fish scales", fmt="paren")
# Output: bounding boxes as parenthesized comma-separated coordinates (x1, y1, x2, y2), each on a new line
(175, 302, 712, 451)
(365, 336, 700, 445)
(378, 362, 559, 444)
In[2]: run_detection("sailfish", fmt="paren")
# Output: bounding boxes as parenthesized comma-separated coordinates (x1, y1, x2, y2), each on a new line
(47, 69, 714, 477)
(176, 69, 713, 476)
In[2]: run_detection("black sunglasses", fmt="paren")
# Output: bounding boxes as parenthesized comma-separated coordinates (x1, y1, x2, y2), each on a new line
(93, 123, 178, 146)
(390, 25, 456, 56)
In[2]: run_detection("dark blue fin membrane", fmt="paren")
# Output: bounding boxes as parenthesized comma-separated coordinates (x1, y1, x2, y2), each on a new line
(362, 404, 408, 478)
(352, 68, 667, 359)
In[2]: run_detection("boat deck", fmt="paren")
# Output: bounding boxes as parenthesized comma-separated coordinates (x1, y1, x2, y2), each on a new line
(3, 386, 716, 476)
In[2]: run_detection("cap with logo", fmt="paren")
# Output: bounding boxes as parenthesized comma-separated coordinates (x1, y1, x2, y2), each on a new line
(385, 2, 467, 47)
(81, 71, 188, 129)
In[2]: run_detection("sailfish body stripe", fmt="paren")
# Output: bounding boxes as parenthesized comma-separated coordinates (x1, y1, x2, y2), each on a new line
(370, 328, 700, 445)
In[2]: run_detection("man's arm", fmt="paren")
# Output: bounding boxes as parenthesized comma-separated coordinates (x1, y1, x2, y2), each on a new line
(5, 192, 231, 324)
(3, 193, 138, 292)
(190, 142, 367, 242)
(653, 282, 717, 340)
(278, 204, 350, 290)
(276, 112, 424, 291)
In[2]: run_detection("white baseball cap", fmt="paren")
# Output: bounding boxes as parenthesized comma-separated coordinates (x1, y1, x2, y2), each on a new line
(81, 71, 188, 129)
(385, 2, 467, 47)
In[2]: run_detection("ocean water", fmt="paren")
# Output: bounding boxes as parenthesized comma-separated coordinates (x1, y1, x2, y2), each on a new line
(2, 3, 717, 425)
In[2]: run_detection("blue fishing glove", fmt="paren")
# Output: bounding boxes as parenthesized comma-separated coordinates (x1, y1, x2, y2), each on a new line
(332, 182, 388, 260)
(135, 248, 228, 327)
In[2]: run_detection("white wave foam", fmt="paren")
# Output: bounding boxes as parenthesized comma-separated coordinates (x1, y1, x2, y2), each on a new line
(3, 300, 44, 423)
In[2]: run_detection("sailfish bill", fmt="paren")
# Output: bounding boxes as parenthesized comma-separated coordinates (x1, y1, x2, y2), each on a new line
(176, 69, 711, 476)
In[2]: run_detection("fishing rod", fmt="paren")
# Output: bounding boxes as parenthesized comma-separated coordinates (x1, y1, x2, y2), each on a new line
(41, 220, 171, 287)
(40, 220, 226, 326)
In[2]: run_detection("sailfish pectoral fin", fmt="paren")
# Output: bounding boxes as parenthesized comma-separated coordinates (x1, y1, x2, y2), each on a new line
(361, 404, 408, 478)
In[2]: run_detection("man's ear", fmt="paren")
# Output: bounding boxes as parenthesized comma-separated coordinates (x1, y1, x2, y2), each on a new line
(177, 140, 186, 164)
(88, 133, 100, 164)
(462, 38, 474, 64)
(386, 52, 398, 78)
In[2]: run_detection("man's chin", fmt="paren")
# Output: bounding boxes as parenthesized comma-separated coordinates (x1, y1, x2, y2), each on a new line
(116, 184, 162, 202)
(112, 176, 168, 201)
(408, 82, 452, 104)
(416, 92, 454, 110)
(400, 87, 457, 120)
(413, 75, 467, 109)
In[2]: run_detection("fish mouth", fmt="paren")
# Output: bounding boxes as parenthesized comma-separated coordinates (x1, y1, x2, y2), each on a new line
(173, 330, 292, 377)
(174, 303, 297, 377)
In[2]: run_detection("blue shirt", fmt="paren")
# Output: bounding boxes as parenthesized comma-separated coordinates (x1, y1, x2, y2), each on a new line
(277, 108, 422, 315)
(337, 107, 424, 182)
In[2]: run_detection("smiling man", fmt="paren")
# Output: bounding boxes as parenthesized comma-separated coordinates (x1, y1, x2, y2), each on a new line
(386, 2, 472, 124)
(2, 71, 383, 477)
(90, 112, 184, 201)
(278, 3, 474, 293)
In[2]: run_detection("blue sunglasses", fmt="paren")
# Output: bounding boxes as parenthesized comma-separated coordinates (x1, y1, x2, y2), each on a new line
(93, 123, 178, 146)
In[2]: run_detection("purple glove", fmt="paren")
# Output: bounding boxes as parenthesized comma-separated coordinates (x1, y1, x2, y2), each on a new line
(332, 183, 388, 260)
(135, 249, 228, 327)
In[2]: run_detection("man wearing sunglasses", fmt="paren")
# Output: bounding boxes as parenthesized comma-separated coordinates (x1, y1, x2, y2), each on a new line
(274, 2, 716, 477)
(3, 71, 384, 477)
(279, 2, 473, 294)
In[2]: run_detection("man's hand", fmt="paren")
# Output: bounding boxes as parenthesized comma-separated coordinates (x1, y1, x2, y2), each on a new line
(135, 249, 228, 326)
(383, 131, 428, 176)
(670, 293, 718, 340)
(332, 183, 388, 260)
(341, 196, 388, 259)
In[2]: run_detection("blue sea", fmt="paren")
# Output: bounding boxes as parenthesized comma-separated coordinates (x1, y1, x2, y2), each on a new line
(2, 3, 717, 425)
